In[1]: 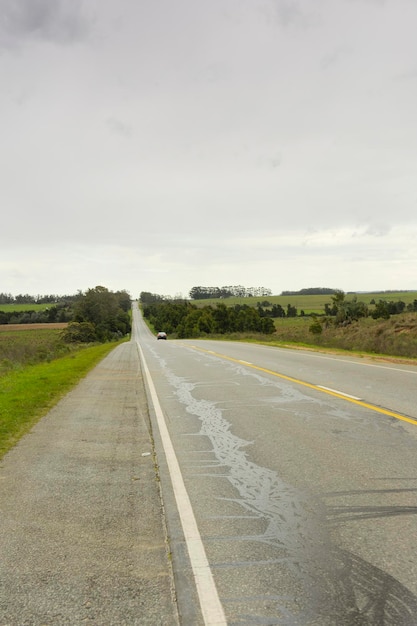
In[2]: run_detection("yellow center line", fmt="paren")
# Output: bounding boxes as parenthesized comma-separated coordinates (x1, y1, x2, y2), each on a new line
(190, 345, 417, 427)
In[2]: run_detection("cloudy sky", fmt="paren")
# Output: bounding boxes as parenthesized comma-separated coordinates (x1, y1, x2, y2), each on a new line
(1, 0, 416, 299)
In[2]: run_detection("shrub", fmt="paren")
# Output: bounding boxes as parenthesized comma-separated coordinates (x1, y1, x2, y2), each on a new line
(61, 322, 97, 343)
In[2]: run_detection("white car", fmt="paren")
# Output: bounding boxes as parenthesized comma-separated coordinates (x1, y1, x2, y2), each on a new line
(157, 331, 167, 340)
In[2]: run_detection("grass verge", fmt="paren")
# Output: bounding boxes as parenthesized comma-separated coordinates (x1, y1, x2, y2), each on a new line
(0, 341, 123, 459)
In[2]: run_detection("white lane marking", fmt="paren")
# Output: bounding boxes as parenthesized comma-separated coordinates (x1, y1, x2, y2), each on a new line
(317, 385, 361, 400)
(136, 342, 227, 626)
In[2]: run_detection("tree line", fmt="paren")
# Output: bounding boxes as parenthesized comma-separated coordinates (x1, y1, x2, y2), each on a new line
(189, 285, 272, 300)
(0, 304, 73, 325)
(0, 286, 132, 343)
(143, 301, 275, 337)
(281, 287, 335, 296)
(0, 292, 78, 305)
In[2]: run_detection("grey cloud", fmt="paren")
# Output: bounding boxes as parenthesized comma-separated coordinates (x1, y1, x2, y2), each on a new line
(106, 118, 134, 139)
(320, 45, 352, 70)
(364, 223, 392, 237)
(256, 153, 282, 169)
(346, 0, 386, 5)
(393, 66, 417, 83)
(1, 0, 417, 297)
(0, 0, 92, 46)
(270, 0, 317, 27)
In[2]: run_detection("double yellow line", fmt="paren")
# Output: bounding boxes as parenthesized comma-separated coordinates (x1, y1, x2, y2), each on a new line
(190, 345, 417, 427)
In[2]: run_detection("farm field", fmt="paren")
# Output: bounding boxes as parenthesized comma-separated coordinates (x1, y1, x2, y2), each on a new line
(0, 323, 68, 331)
(0, 328, 75, 374)
(190, 291, 417, 314)
(0, 303, 52, 312)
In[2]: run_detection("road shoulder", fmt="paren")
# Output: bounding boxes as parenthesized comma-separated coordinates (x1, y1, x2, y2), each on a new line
(0, 340, 178, 625)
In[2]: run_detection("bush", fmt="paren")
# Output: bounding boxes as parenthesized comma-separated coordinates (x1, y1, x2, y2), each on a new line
(309, 319, 323, 335)
(61, 322, 97, 343)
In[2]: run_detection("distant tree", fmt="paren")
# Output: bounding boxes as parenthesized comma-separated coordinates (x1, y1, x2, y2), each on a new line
(389, 300, 405, 315)
(271, 304, 285, 318)
(309, 318, 323, 335)
(286, 304, 297, 317)
(328, 291, 368, 325)
(331, 290, 346, 305)
(189, 286, 207, 300)
(371, 300, 390, 320)
(73, 286, 131, 341)
(324, 302, 336, 316)
(0, 292, 14, 304)
(212, 303, 231, 332)
(282, 287, 336, 296)
(115, 290, 131, 312)
(371, 299, 404, 319)
(14, 294, 36, 304)
(140, 291, 165, 304)
(189, 285, 272, 300)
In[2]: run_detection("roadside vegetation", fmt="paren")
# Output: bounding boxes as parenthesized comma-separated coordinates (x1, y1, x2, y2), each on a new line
(0, 286, 131, 339)
(140, 288, 417, 360)
(259, 314, 417, 360)
(142, 300, 275, 337)
(0, 328, 73, 375)
(0, 339, 124, 459)
(0, 285, 132, 459)
(64, 285, 131, 342)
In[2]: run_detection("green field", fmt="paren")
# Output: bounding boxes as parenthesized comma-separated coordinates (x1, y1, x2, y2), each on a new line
(191, 291, 417, 314)
(0, 303, 51, 313)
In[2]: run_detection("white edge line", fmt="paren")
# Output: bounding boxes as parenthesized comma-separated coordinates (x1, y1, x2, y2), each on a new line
(317, 385, 361, 400)
(136, 341, 227, 626)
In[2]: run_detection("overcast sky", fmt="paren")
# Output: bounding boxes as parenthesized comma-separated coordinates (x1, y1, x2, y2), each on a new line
(1, 0, 416, 298)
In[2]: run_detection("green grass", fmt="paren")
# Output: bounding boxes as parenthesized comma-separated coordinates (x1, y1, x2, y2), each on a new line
(0, 303, 50, 312)
(0, 341, 124, 459)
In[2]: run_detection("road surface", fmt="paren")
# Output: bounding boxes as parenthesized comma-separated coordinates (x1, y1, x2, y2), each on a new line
(1, 304, 416, 625)
(133, 303, 417, 625)
(0, 336, 179, 625)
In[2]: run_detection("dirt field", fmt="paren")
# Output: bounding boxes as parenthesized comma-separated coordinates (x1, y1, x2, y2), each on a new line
(0, 323, 68, 332)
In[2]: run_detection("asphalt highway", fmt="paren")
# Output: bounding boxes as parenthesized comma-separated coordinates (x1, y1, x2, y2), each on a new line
(1, 305, 416, 626)
(133, 303, 417, 625)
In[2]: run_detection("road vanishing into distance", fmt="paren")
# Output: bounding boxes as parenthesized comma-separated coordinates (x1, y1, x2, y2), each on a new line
(132, 303, 417, 626)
